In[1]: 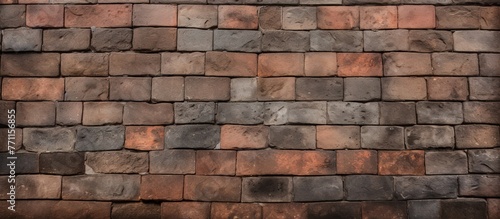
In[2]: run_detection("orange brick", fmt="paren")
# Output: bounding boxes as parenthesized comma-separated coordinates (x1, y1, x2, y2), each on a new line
(257, 77, 295, 101)
(2, 78, 64, 101)
(196, 151, 236, 176)
(219, 6, 258, 29)
(184, 175, 241, 202)
(379, 151, 425, 175)
(338, 53, 383, 77)
(65, 5, 132, 27)
(317, 126, 360, 149)
(206, 52, 257, 77)
(162, 202, 210, 219)
(258, 53, 304, 77)
(220, 125, 269, 149)
(125, 126, 164, 151)
(398, 5, 436, 29)
(337, 150, 378, 174)
(211, 203, 262, 219)
(317, 6, 359, 30)
(305, 52, 337, 76)
(360, 6, 397, 29)
(140, 175, 183, 200)
(133, 4, 177, 27)
(262, 203, 307, 219)
(26, 5, 64, 27)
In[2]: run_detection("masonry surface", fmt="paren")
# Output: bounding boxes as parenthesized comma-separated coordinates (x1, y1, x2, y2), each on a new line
(0, 0, 499, 218)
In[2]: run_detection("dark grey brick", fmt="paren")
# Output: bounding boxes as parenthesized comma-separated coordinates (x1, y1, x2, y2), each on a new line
(263, 102, 288, 125)
(75, 126, 124, 151)
(425, 151, 467, 174)
(344, 78, 381, 101)
(328, 102, 379, 125)
(85, 151, 148, 174)
(409, 30, 453, 52)
(62, 175, 140, 200)
(310, 30, 362, 52)
(288, 102, 327, 124)
(469, 77, 500, 100)
(364, 30, 409, 51)
(91, 28, 132, 52)
(459, 175, 500, 197)
(479, 54, 500, 76)
(361, 126, 405, 150)
(345, 175, 393, 200)
(307, 203, 361, 219)
(39, 152, 84, 175)
(0, 5, 25, 28)
(380, 102, 416, 125)
(293, 176, 343, 201)
(165, 125, 220, 149)
(216, 102, 263, 125)
(2, 28, 42, 52)
(214, 30, 261, 52)
(43, 29, 90, 51)
(454, 31, 500, 52)
(405, 125, 455, 149)
(242, 177, 293, 202)
(296, 78, 343, 101)
(112, 203, 161, 219)
(441, 200, 488, 219)
(408, 200, 440, 219)
(468, 149, 500, 173)
(174, 102, 215, 124)
(262, 30, 309, 52)
(0, 153, 38, 174)
(149, 150, 195, 174)
(24, 127, 76, 152)
(394, 176, 458, 200)
(416, 102, 463, 124)
(463, 102, 500, 124)
(269, 126, 315, 149)
(402, 0, 451, 3)
(177, 29, 213, 51)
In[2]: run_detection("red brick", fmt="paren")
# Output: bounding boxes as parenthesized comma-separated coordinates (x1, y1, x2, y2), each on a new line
(455, 125, 500, 149)
(64, 77, 109, 101)
(262, 203, 307, 219)
(360, 6, 397, 29)
(383, 52, 432, 76)
(362, 201, 407, 219)
(0, 201, 111, 219)
(317, 126, 360, 149)
(65, 5, 132, 27)
(481, 7, 500, 29)
(382, 77, 427, 101)
(178, 5, 218, 28)
(1, 53, 60, 77)
(379, 151, 425, 175)
(488, 199, 500, 219)
(220, 125, 269, 149)
(398, 5, 436, 29)
(219, 5, 258, 29)
(318, 6, 359, 29)
(259, 6, 282, 30)
(257, 77, 296, 101)
(162, 202, 210, 219)
(132, 28, 177, 51)
(211, 203, 262, 219)
(123, 102, 173, 125)
(0, 175, 61, 199)
(2, 78, 64, 101)
(26, 5, 64, 27)
(338, 53, 383, 77)
(184, 175, 241, 202)
(112, 203, 160, 219)
(82, 102, 123, 125)
(125, 126, 164, 151)
(237, 150, 336, 176)
(61, 53, 108, 76)
(56, 102, 82, 126)
(185, 77, 230, 101)
(427, 77, 468, 101)
(16, 102, 55, 127)
(161, 52, 205, 75)
(140, 175, 183, 200)
(109, 53, 160, 76)
(337, 150, 378, 174)
(133, 4, 176, 26)
(196, 150, 236, 175)
(305, 52, 337, 76)
(206, 51, 257, 77)
(258, 53, 304, 77)
(152, 77, 184, 102)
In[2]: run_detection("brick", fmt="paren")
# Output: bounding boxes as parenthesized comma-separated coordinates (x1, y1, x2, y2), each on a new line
(293, 176, 343, 201)
(152, 77, 184, 102)
(16, 102, 55, 127)
(409, 30, 453, 52)
(395, 176, 457, 199)
(123, 102, 173, 125)
(0, 175, 61, 199)
(62, 175, 140, 200)
(425, 151, 467, 174)
(43, 29, 90, 51)
(0, 201, 111, 219)
(436, 6, 480, 29)
(61, 53, 108, 76)
(185, 77, 230, 101)
(468, 149, 500, 173)
(296, 78, 342, 101)
(237, 150, 336, 175)
(263, 203, 307, 219)
(2, 28, 42, 52)
(165, 125, 220, 149)
(317, 6, 359, 29)
(177, 29, 213, 51)
(337, 53, 383, 77)
(310, 30, 363, 52)
(211, 203, 262, 219)
(287, 102, 327, 124)
(345, 0, 400, 4)
(270, 126, 316, 149)
(219, 5, 258, 29)
(441, 200, 488, 219)
(344, 78, 381, 101)
(110, 53, 160, 76)
(259, 6, 281, 30)
(65, 77, 108, 101)
(214, 30, 261, 52)
(216, 102, 263, 124)
(221, 125, 268, 149)
(301, 0, 342, 3)
(459, 175, 500, 197)
(416, 102, 463, 124)
(304, 52, 337, 77)
(427, 77, 468, 100)
(112, 203, 161, 219)
(0, 153, 38, 174)
(382, 77, 426, 100)
(364, 30, 409, 51)
(174, 102, 215, 124)
(161, 52, 204, 75)
(383, 52, 431, 76)
(463, 102, 500, 124)
(337, 150, 377, 174)
(258, 53, 303, 77)
(408, 200, 440, 219)
(86, 151, 148, 173)
(178, 5, 217, 28)
(65, 5, 132, 27)
(82, 102, 123, 125)
(456, 125, 499, 149)
(432, 53, 478, 75)
(470, 77, 500, 100)
(488, 199, 500, 219)
(140, 175, 183, 200)
(91, 28, 132, 52)
(133, 28, 176, 51)
(380, 102, 416, 125)
(398, 5, 435, 28)
(1, 53, 60, 77)
(0, 128, 21, 152)
(196, 150, 236, 175)
(317, 126, 360, 149)
(362, 202, 407, 219)
(75, 126, 124, 151)
(133, 4, 176, 26)
(242, 177, 292, 202)
(206, 51, 257, 76)
(406, 125, 455, 149)
(263, 102, 288, 125)
(150, 150, 195, 174)
(23, 127, 75, 152)
(258, 77, 295, 101)
(261, 30, 310, 52)
(454, 31, 500, 52)
(402, 0, 451, 3)
(125, 126, 164, 151)
(360, 6, 397, 29)
(307, 203, 361, 219)
(327, 102, 379, 125)
(0, 5, 25, 28)
(0, 101, 15, 127)
(231, 78, 258, 101)
(346, 175, 393, 200)
(480, 54, 500, 76)
(109, 77, 151, 101)
(361, 126, 405, 150)
(39, 152, 84, 175)
(282, 7, 316, 30)
(27, 5, 63, 27)
(481, 7, 500, 29)
(379, 151, 425, 175)
(162, 202, 210, 219)
(184, 175, 241, 202)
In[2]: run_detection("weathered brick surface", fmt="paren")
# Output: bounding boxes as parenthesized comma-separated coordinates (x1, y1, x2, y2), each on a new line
(259, 6, 282, 30)
(282, 7, 317, 30)
(432, 53, 478, 75)
(242, 177, 293, 202)
(27, 5, 64, 27)
(39, 152, 84, 175)
(258, 53, 304, 77)
(296, 78, 343, 101)
(91, 28, 132, 52)
(177, 29, 213, 51)
(269, 126, 316, 149)
(361, 126, 405, 150)
(162, 202, 210, 219)
(455, 125, 500, 148)
(110, 53, 160, 76)
(364, 30, 409, 51)
(441, 200, 488, 219)
(221, 125, 268, 149)
(23, 127, 76, 152)
(409, 30, 453, 52)
(317, 125, 360, 149)
(261, 30, 310, 52)
(337, 53, 383, 76)
(463, 102, 500, 124)
(140, 175, 183, 200)
(178, 5, 217, 28)
(123, 102, 173, 125)
(406, 125, 455, 149)
(109, 77, 151, 101)
(65, 77, 108, 101)
(362, 202, 407, 219)
(425, 151, 468, 174)
(427, 77, 469, 100)
(479, 53, 500, 76)
(1, 175, 61, 199)
(293, 176, 343, 201)
(0, 201, 111, 219)
(61, 53, 108, 76)
(62, 175, 140, 200)
(398, 5, 435, 28)
(459, 175, 500, 197)
(230, 78, 258, 101)
(65, 5, 132, 27)
(152, 77, 184, 102)
(454, 31, 500, 52)
(82, 102, 123, 125)
(379, 150, 425, 175)
(16, 101, 55, 127)
(217, 102, 264, 124)
(1, 53, 60, 77)
(0, 153, 38, 174)
(344, 78, 381, 101)
(379, 102, 416, 125)
(132, 28, 176, 51)
(468, 149, 500, 173)
(346, 175, 393, 200)
(307, 203, 361, 219)
(0, 5, 25, 28)
(416, 102, 463, 124)
(257, 77, 296, 101)
(381, 77, 427, 100)
(2, 28, 42, 52)
(43, 29, 90, 51)
(149, 150, 196, 174)
(304, 52, 337, 76)
(360, 6, 397, 29)
(196, 150, 236, 175)
(133, 4, 176, 27)
(174, 102, 215, 124)
(2, 78, 64, 101)
(185, 77, 230, 101)
(207, 51, 257, 76)
(211, 203, 262, 219)
(328, 102, 379, 125)
(165, 125, 220, 149)
(161, 52, 204, 76)
(184, 175, 241, 201)
(112, 203, 161, 219)
(395, 176, 458, 199)
(219, 5, 258, 29)
(310, 30, 363, 52)
(337, 150, 377, 174)
(86, 151, 148, 173)
(125, 126, 164, 150)
(436, 6, 480, 29)
(75, 126, 124, 151)
(383, 52, 431, 76)
(469, 77, 500, 100)
(317, 6, 359, 29)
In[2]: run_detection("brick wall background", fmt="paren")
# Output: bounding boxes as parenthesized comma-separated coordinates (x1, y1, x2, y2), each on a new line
(0, 0, 499, 218)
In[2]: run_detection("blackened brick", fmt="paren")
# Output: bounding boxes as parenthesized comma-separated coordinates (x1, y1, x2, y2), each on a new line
(361, 126, 404, 150)
(293, 176, 343, 201)
(406, 125, 455, 149)
(39, 152, 84, 175)
(242, 177, 293, 202)
(296, 78, 343, 101)
(269, 126, 316, 149)
(165, 125, 220, 149)
(394, 176, 458, 199)
(345, 175, 393, 200)
(379, 102, 416, 125)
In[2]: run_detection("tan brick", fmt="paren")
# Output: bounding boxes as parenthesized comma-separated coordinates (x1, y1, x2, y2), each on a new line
(379, 151, 425, 175)
(123, 102, 173, 125)
(360, 6, 397, 29)
(206, 52, 257, 77)
(152, 77, 184, 102)
(257, 77, 295, 101)
(65, 4, 132, 27)
(211, 203, 262, 219)
(427, 77, 468, 101)
(62, 175, 140, 200)
(382, 77, 427, 101)
(178, 5, 218, 28)
(110, 53, 160, 76)
(109, 77, 151, 101)
(196, 150, 236, 175)
(26, 5, 64, 27)
(383, 52, 432, 76)
(305, 52, 337, 76)
(140, 175, 183, 200)
(162, 202, 210, 219)
(1, 53, 60, 77)
(65, 77, 109, 101)
(16, 102, 55, 127)
(125, 126, 164, 151)
(258, 53, 304, 77)
(398, 5, 435, 29)
(133, 4, 176, 26)
(2, 78, 64, 101)
(480, 7, 500, 29)
(338, 53, 383, 77)
(161, 52, 205, 75)
(337, 150, 377, 174)
(317, 126, 361, 149)
(219, 5, 258, 29)
(82, 102, 123, 125)
(317, 6, 359, 29)
(259, 6, 282, 30)
(61, 53, 108, 76)
(184, 175, 241, 202)
(85, 151, 148, 173)
(185, 77, 230, 101)
(56, 102, 82, 126)
(132, 28, 176, 51)
(220, 125, 269, 149)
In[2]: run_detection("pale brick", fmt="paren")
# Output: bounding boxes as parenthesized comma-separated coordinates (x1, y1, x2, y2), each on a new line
(178, 5, 217, 28)
(328, 102, 379, 125)
(282, 7, 317, 30)
(364, 30, 409, 51)
(177, 29, 213, 51)
(174, 102, 215, 124)
(382, 77, 427, 100)
(2, 28, 42, 52)
(161, 52, 205, 75)
(310, 30, 363, 52)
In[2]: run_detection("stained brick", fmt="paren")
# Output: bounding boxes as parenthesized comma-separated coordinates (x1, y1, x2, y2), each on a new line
(178, 5, 217, 28)
(344, 78, 381, 101)
(196, 150, 236, 175)
(263, 203, 307, 219)
(327, 102, 379, 125)
(395, 176, 458, 199)
(140, 175, 183, 200)
(177, 29, 213, 51)
(75, 126, 124, 151)
(165, 125, 220, 149)
(379, 150, 425, 175)
(125, 126, 164, 150)
(61, 53, 108, 76)
(361, 126, 405, 150)
(185, 77, 230, 101)
(382, 77, 427, 100)
(282, 7, 316, 30)
(109, 77, 151, 101)
(174, 102, 215, 124)
(337, 150, 377, 174)
(360, 6, 398, 29)
(133, 28, 176, 51)
(408, 200, 441, 219)
(480, 7, 500, 29)
(468, 149, 500, 173)
(27, 5, 64, 27)
(362, 202, 407, 218)
(427, 77, 468, 101)
(380, 102, 416, 125)
(409, 30, 453, 52)
(149, 150, 195, 174)
(288, 102, 327, 124)
(463, 102, 500, 124)
(219, 5, 258, 29)
(398, 5, 435, 28)
(123, 102, 173, 125)
(211, 203, 262, 219)
(206, 51, 257, 76)
(296, 78, 343, 101)
(110, 53, 160, 76)
(0, 201, 111, 219)
(65, 77, 109, 101)
(479, 54, 500, 76)
(425, 151, 468, 174)
(65, 5, 132, 27)
(470, 77, 500, 100)
(185, 175, 241, 202)
(2, 78, 64, 101)
(112, 203, 161, 219)
(62, 175, 140, 200)
(258, 53, 303, 77)
(43, 29, 90, 51)
(432, 53, 478, 75)
(364, 30, 409, 51)
(310, 30, 363, 52)
(2, 28, 42, 52)
(82, 102, 123, 125)
(1, 53, 60, 77)
(436, 6, 480, 29)
(307, 203, 361, 219)
(0, 5, 25, 28)
(231, 78, 258, 101)
(23, 127, 75, 152)
(317, 126, 361, 149)
(304, 52, 337, 76)
(441, 200, 488, 219)
(221, 125, 269, 149)
(259, 6, 281, 30)
(454, 31, 500, 52)
(270, 126, 316, 149)
(0, 175, 61, 199)
(455, 125, 500, 148)
(39, 152, 84, 175)
(416, 102, 463, 124)
(133, 4, 176, 26)
(459, 175, 500, 197)
(383, 52, 431, 76)
(161, 202, 210, 219)
(261, 30, 310, 52)
(161, 52, 204, 75)
(406, 125, 455, 149)
(85, 151, 148, 173)
(91, 28, 132, 52)
(317, 6, 359, 29)
(338, 53, 383, 77)
(242, 177, 293, 202)
(293, 176, 343, 201)
(214, 30, 261, 52)
(346, 175, 393, 200)
(263, 102, 289, 125)
(257, 77, 296, 101)
(16, 102, 55, 127)
(0, 153, 38, 174)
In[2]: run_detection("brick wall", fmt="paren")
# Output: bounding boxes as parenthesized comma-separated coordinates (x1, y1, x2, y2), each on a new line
(0, 0, 499, 218)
